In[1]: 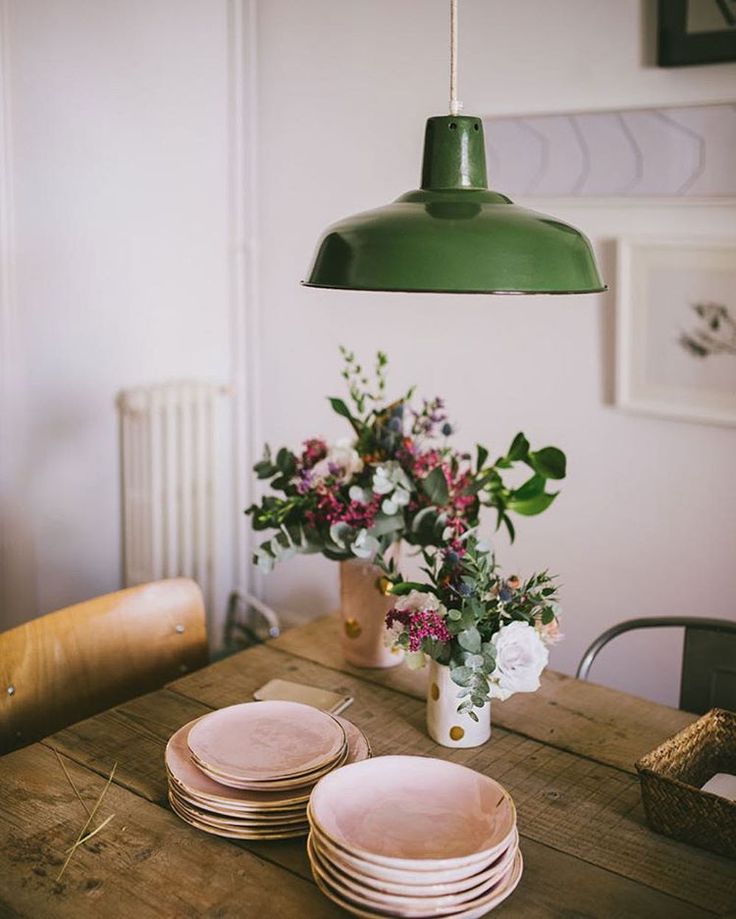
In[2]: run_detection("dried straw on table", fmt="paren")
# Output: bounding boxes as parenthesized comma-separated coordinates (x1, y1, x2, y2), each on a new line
(52, 748, 117, 880)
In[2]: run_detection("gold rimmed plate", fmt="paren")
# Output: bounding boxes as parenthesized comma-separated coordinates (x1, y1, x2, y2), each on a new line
(309, 755, 516, 871)
(193, 739, 348, 790)
(310, 828, 519, 897)
(308, 832, 518, 914)
(169, 788, 308, 828)
(166, 714, 369, 806)
(186, 701, 346, 783)
(309, 848, 523, 919)
(168, 793, 309, 840)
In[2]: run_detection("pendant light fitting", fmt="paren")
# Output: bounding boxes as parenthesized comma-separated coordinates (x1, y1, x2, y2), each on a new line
(303, 0, 606, 295)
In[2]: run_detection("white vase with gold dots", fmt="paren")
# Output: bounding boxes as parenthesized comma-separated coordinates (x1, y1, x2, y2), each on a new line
(426, 659, 491, 748)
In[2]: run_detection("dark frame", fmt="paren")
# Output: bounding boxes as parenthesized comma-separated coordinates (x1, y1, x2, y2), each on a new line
(658, 0, 736, 66)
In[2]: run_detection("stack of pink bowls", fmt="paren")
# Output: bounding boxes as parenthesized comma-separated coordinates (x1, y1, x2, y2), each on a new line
(165, 700, 370, 840)
(307, 755, 522, 918)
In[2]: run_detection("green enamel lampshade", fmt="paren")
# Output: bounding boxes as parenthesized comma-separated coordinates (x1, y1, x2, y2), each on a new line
(304, 115, 606, 294)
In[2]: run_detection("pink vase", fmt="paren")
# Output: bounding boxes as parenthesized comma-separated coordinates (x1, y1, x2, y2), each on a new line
(339, 558, 404, 669)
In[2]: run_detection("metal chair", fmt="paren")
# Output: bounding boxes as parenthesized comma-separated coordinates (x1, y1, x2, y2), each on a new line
(576, 617, 736, 714)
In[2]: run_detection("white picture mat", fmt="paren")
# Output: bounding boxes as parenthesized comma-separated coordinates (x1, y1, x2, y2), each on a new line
(616, 236, 736, 426)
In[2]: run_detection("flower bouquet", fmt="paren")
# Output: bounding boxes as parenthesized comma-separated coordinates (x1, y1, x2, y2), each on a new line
(246, 349, 566, 667)
(384, 534, 561, 747)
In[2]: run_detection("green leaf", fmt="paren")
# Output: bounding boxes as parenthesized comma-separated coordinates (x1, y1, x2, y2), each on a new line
(422, 466, 450, 506)
(371, 513, 405, 538)
(328, 397, 361, 433)
(512, 474, 546, 502)
(529, 447, 566, 480)
(450, 666, 474, 688)
(475, 444, 489, 473)
(275, 448, 296, 475)
(458, 628, 482, 653)
(507, 432, 529, 462)
(502, 514, 516, 543)
(494, 508, 516, 543)
(447, 608, 462, 621)
(507, 491, 558, 516)
(389, 581, 439, 597)
(253, 461, 276, 479)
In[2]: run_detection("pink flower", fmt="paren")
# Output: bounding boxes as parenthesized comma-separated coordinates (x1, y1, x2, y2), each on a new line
(536, 616, 564, 647)
(385, 607, 451, 652)
(301, 438, 328, 468)
(306, 487, 381, 530)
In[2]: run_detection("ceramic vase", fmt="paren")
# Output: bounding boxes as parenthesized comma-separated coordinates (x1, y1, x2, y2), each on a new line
(426, 659, 491, 748)
(339, 558, 403, 669)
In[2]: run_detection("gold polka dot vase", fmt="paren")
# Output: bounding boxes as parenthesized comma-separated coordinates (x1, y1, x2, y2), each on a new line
(426, 659, 491, 748)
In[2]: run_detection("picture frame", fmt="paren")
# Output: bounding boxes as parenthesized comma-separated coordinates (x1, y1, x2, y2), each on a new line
(658, 0, 736, 67)
(616, 237, 736, 426)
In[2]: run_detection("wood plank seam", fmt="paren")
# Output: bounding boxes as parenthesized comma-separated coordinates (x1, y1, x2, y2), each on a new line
(259, 641, 641, 778)
(43, 685, 734, 912)
(37, 739, 722, 917)
(160, 645, 736, 911)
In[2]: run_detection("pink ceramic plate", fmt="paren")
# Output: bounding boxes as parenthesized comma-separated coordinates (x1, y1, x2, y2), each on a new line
(166, 714, 369, 806)
(308, 832, 518, 915)
(310, 851, 523, 919)
(169, 789, 308, 828)
(309, 822, 516, 887)
(311, 829, 518, 897)
(309, 755, 516, 869)
(194, 742, 348, 790)
(168, 775, 308, 818)
(187, 701, 346, 781)
(169, 793, 309, 840)
(167, 768, 310, 812)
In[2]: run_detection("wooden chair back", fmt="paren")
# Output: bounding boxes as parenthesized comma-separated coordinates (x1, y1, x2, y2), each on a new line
(0, 578, 208, 754)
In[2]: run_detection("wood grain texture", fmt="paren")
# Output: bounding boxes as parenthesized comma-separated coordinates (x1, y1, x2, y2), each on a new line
(0, 579, 208, 754)
(0, 724, 712, 919)
(269, 614, 695, 773)
(169, 643, 736, 914)
(2, 621, 734, 917)
(0, 744, 341, 919)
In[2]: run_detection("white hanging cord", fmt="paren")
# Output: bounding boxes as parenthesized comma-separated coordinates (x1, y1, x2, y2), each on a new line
(449, 0, 462, 116)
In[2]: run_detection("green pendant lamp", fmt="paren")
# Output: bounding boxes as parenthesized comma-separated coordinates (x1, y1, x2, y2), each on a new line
(304, 1, 605, 295)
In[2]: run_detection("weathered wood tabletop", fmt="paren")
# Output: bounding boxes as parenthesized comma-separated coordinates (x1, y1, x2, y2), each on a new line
(2, 614, 735, 918)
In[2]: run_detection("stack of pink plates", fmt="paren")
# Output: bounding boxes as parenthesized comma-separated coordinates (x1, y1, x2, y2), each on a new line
(307, 755, 522, 918)
(165, 700, 370, 840)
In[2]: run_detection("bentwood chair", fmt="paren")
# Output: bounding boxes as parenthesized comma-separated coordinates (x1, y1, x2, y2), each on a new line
(577, 617, 736, 714)
(0, 578, 208, 754)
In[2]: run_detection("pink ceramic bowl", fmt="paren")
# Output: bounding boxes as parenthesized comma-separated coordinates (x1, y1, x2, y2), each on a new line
(309, 755, 516, 870)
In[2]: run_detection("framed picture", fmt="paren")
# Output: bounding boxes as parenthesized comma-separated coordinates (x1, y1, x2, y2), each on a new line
(616, 237, 736, 426)
(658, 0, 736, 66)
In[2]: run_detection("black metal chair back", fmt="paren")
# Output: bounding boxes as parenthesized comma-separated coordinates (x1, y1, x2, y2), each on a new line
(576, 617, 736, 714)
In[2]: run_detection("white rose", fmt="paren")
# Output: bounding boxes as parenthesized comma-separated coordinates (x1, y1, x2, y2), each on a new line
(311, 438, 363, 484)
(392, 590, 443, 614)
(489, 621, 549, 701)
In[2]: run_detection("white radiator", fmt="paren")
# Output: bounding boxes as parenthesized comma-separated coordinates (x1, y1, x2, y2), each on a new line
(117, 381, 228, 615)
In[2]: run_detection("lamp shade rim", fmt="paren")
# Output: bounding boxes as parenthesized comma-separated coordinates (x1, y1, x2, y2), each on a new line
(301, 280, 608, 295)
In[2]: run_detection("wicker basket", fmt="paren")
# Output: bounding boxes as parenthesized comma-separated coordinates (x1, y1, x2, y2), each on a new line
(635, 708, 736, 858)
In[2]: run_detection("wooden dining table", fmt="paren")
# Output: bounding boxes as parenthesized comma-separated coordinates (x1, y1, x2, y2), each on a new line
(2, 613, 735, 917)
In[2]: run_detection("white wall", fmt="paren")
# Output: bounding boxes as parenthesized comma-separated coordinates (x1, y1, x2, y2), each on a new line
(2, 0, 734, 706)
(254, 0, 736, 705)
(2, 0, 234, 630)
